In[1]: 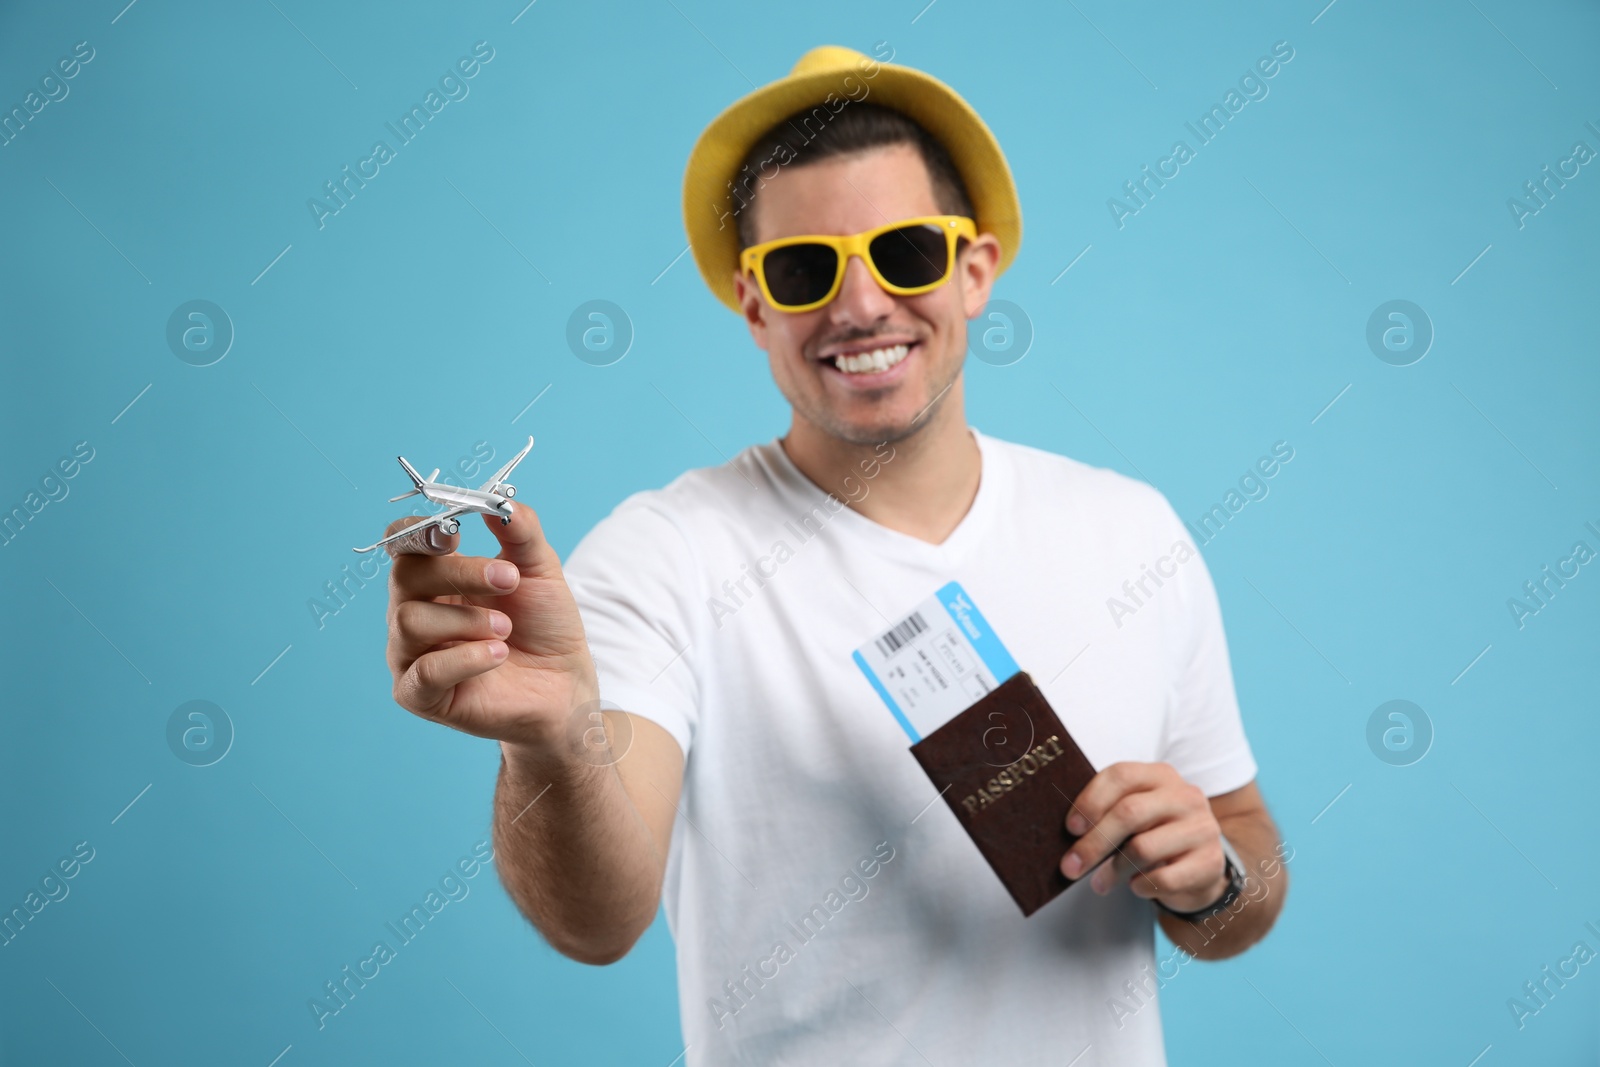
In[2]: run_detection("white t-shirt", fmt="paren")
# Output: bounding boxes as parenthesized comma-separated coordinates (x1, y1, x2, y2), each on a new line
(563, 426, 1257, 1066)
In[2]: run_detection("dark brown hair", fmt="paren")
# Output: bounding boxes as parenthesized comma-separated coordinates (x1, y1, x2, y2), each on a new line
(732, 102, 975, 248)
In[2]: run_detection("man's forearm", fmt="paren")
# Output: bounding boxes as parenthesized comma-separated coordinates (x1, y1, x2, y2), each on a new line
(1157, 811, 1290, 960)
(492, 737, 665, 965)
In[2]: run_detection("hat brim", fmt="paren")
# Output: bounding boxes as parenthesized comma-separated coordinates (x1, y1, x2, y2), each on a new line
(682, 53, 1022, 312)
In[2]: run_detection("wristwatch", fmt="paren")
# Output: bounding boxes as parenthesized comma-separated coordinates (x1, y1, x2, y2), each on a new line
(1154, 834, 1246, 923)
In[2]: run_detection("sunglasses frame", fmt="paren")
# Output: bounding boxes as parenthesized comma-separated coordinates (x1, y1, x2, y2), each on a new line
(740, 215, 977, 313)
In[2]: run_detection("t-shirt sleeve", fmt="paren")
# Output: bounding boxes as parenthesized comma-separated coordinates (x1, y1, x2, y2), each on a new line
(562, 494, 702, 760)
(1150, 494, 1259, 797)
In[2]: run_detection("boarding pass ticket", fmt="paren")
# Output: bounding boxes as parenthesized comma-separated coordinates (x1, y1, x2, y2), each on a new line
(852, 581, 1021, 743)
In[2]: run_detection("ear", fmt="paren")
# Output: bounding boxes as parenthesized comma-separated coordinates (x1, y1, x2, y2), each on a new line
(957, 233, 1003, 321)
(732, 268, 770, 351)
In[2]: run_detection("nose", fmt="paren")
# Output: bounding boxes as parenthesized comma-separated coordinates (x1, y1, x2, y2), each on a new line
(828, 252, 897, 326)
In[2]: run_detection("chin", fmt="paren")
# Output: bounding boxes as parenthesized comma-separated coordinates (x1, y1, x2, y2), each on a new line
(819, 408, 929, 447)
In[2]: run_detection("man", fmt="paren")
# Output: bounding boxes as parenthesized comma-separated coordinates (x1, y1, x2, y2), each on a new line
(379, 45, 1287, 1065)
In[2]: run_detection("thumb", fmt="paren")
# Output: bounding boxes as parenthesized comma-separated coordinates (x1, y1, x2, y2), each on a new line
(484, 501, 563, 579)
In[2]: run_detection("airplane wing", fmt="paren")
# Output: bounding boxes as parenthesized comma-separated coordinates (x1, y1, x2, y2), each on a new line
(352, 508, 468, 553)
(478, 435, 535, 493)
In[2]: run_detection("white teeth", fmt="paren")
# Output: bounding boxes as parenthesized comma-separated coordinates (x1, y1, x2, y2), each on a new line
(833, 344, 910, 374)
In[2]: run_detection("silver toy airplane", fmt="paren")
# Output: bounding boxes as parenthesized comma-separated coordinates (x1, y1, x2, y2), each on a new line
(353, 435, 534, 553)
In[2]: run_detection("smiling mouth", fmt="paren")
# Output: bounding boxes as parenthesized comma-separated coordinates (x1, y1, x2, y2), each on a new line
(819, 342, 914, 375)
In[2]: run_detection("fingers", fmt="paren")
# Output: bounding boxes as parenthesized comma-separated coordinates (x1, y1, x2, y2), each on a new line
(1084, 819, 1215, 895)
(382, 515, 459, 558)
(484, 501, 563, 579)
(390, 600, 512, 668)
(391, 552, 521, 600)
(1117, 817, 1217, 875)
(1067, 762, 1171, 835)
(1062, 763, 1208, 879)
(393, 639, 509, 717)
(1068, 788, 1192, 874)
(1089, 849, 1136, 894)
(1127, 844, 1226, 906)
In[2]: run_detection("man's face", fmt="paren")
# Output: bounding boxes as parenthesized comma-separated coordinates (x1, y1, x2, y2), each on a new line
(732, 144, 1001, 446)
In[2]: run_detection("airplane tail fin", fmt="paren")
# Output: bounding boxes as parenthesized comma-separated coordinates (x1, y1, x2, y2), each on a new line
(390, 456, 427, 501)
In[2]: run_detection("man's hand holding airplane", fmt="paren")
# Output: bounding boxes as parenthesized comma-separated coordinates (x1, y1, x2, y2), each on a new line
(383, 505, 599, 747)
(382, 496, 687, 968)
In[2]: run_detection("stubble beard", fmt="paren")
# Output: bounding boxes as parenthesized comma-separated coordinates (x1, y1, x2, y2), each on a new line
(796, 338, 962, 448)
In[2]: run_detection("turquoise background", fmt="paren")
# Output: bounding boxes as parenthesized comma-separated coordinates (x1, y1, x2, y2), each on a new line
(2, 0, 1597, 1063)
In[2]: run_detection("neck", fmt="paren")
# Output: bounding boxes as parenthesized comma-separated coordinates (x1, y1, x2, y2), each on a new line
(779, 383, 982, 547)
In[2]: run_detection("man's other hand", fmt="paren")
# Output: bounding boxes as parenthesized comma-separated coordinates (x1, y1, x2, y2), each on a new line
(1059, 762, 1229, 914)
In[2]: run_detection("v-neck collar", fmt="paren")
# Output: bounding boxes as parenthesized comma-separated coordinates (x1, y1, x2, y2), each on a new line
(759, 425, 1007, 569)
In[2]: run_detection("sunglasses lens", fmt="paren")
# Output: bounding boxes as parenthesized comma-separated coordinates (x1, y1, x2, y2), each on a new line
(762, 243, 839, 307)
(868, 223, 950, 289)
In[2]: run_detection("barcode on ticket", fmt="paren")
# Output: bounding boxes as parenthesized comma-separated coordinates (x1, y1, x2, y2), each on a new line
(875, 611, 927, 658)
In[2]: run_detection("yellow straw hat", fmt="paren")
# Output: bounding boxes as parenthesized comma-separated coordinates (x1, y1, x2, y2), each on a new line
(682, 45, 1022, 312)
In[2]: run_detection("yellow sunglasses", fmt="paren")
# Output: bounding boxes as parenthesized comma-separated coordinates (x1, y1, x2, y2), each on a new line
(740, 215, 977, 312)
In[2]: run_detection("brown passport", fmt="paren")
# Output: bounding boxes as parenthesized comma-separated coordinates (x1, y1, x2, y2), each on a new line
(909, 670, 1099, 916)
